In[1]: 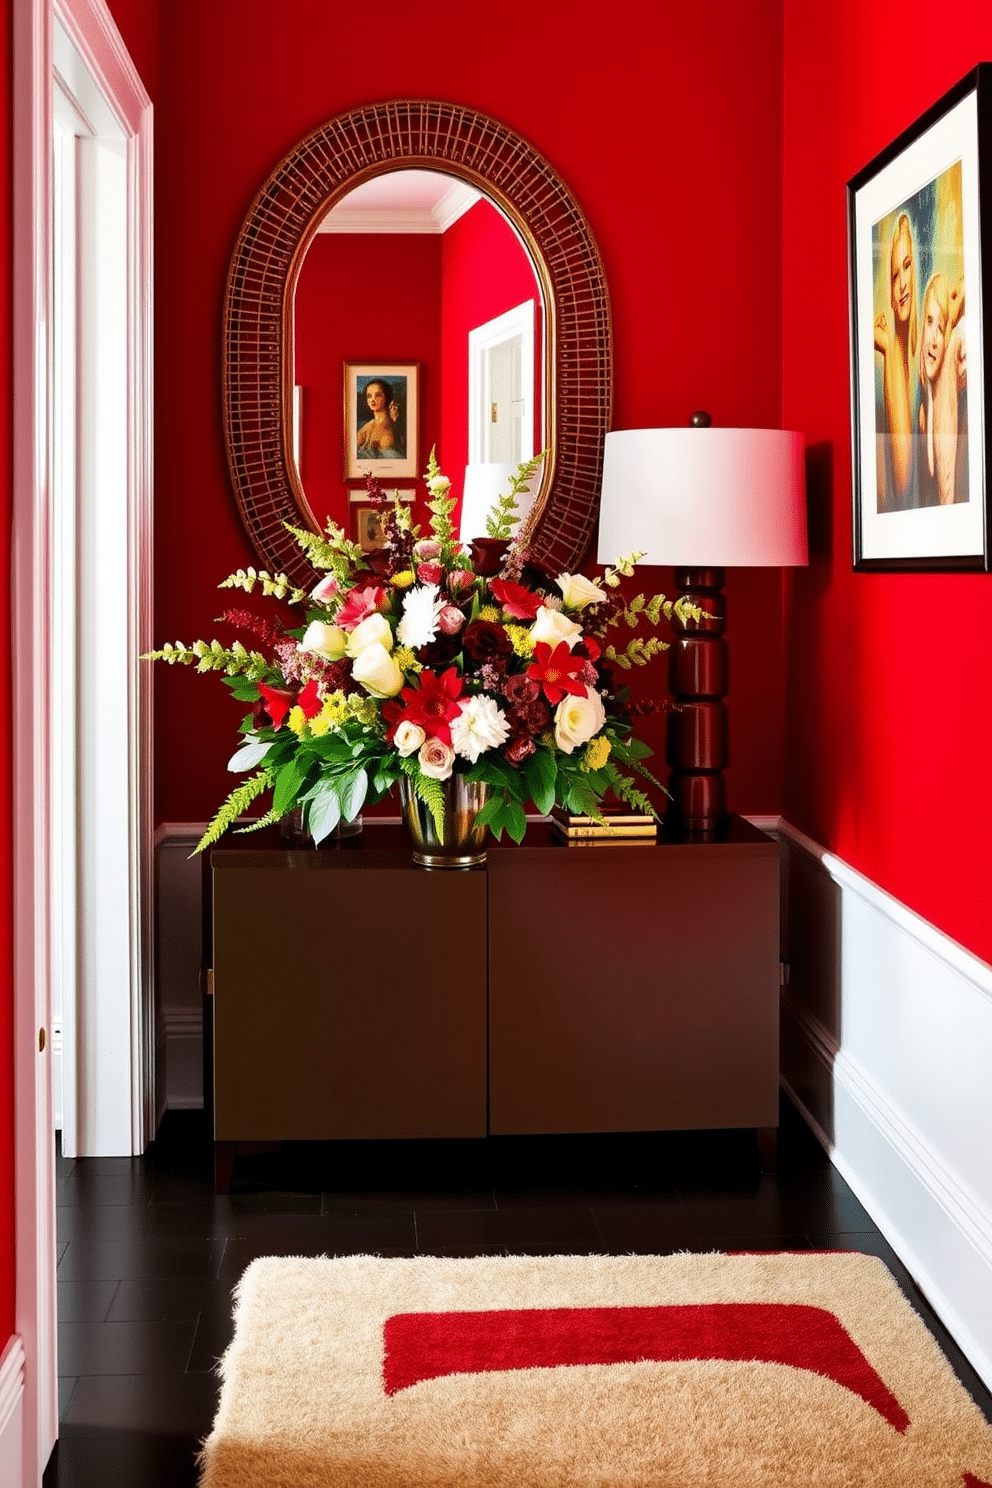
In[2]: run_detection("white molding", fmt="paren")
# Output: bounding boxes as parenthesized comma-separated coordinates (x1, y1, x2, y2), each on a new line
(12, 0, 59, 1477)
(317, 176, 479, 234)
(778, 817, 992, 1392)
(13, 0, 152, 1479)
(821, 848, 992, 1002)
(0, 1339, 25, 1488)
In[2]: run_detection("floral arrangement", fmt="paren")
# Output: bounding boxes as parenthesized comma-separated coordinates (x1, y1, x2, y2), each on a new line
(145, 451, 697, 852)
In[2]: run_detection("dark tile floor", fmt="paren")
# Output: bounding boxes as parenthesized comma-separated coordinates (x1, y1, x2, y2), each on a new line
(45, 1096, 992, 1486)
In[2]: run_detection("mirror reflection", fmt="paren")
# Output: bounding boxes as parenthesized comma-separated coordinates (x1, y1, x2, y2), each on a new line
(291, 168, 546, 545)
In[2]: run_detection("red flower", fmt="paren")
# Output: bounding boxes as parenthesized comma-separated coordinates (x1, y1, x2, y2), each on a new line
(527, 641, 588, 705)
(257, 684, 296, 730)
(297, 678, 323, 719)
(383, 667, 464, 746)
(490, 578, 543, 620)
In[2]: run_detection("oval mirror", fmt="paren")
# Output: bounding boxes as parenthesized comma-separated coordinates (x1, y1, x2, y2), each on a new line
(223, 100, 612, 587)
(292, 167, 547, 541)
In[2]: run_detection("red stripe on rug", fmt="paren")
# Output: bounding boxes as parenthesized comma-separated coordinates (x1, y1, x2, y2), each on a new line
(382, 1304, 910, 1430)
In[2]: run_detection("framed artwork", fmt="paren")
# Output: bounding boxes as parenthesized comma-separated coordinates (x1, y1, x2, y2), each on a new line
(350, 489, 415, 553)
(848, 66, 991, 571)
(344, 363, 419, 480)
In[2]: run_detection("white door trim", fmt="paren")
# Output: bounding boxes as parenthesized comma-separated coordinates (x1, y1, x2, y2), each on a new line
(11, 0, 152, 1479)
(468, 299, 535, 465)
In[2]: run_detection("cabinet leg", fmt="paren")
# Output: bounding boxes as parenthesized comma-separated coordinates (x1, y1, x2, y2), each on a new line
(757, 1126, 777, 1173)
(214, 1140, 238, 1194)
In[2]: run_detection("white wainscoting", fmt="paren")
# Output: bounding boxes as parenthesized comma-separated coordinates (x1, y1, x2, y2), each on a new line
(0, 1337, 25, 1488)
(774, 818, 992, 1392)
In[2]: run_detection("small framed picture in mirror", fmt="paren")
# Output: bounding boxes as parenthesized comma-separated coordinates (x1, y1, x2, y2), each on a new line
(345, 362, 419, 480)
(350, 488, 415, 552)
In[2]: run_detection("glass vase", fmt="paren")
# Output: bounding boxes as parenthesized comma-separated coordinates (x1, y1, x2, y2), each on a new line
(398, 775, 490, 868)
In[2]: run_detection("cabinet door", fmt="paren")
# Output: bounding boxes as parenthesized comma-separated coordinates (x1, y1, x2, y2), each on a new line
(213, 858, 488, 1140)
(487, 841, 780, 1134)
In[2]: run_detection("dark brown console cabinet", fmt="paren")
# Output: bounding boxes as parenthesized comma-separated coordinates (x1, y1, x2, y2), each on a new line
(210, 816, 779, 1189)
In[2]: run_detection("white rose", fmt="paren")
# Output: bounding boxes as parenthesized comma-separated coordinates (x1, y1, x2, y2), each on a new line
(351, 641, 403, 698)
(451, 694, 511, 763)
(393, 720, 426, 757)
(531, 604, 583, 651)
(557, 572, 607, 610)
(300, 620, 347, 661)
(418, 737, 455, 780)
(554, 686, 606, 754)
(346, 612, 394, 656)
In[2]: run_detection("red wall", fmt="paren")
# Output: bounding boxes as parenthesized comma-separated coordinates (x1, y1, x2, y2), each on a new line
(440, 197, 544, 508)
(294, 232, 442, 534)
(782, 0, 992, 960)
(152, 0, 786, 829)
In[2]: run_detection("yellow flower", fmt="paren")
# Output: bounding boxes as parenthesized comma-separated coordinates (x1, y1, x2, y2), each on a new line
(287, 705, 307, 736)
(582, 736, 611, 771)
(505, 625, 536, 658)
(309, 714, 330, 737)
(391, 570, 416, 589)
(477, 605, 500, 622)
(393, 646, 421, 673)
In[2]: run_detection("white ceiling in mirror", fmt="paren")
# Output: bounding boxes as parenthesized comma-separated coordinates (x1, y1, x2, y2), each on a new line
(317, 169, 481, 235)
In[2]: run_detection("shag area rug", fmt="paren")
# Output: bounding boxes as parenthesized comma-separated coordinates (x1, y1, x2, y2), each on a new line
(198, 1251, 992, 1487)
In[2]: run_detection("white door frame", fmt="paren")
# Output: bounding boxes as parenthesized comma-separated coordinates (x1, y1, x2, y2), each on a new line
(11, 0, 152, 1479)
(467, 299, 535, 466)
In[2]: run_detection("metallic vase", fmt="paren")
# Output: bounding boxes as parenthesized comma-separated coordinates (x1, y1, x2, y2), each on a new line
(398, 775, 490, 868)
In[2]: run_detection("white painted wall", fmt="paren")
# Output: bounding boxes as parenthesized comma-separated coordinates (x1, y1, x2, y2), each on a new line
(777, 821, 992, 1391)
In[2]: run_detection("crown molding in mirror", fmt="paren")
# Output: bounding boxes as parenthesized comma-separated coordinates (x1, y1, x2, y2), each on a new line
(223, 99, 612, 586)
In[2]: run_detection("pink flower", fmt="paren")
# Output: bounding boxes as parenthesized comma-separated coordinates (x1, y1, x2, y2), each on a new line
(413, 539, 442, 561)
(447, 569, 474, 597)
(335, 585, 389, 631)
(437, 605, 466, 636)
(418, 737, 455, 780)
(417, 561, 444, 586)
(311, 574, 339, 605)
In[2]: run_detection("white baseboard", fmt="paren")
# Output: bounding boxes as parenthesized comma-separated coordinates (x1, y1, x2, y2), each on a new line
(0, 1337, 25, 1488)
(777, 819, 992, 1391)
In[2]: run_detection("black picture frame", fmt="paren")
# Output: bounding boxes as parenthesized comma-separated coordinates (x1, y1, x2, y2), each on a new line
(848, 66, 991, 571)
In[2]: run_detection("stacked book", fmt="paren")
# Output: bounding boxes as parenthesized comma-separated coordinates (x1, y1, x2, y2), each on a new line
(549, 806, 658, 845)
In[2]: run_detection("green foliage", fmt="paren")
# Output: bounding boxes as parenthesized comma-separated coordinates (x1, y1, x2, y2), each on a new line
(284, 520, 365, 585)
(601, 552, 646, 587)
(193, 769, 273, 855)
(423, 446, 458, 553)
(399, 755, 446, 837)
(141, 639, 271, 679)
(484, 449, 548, 540)
(217, 567, 311, 605)
(602, 635, 668, 670)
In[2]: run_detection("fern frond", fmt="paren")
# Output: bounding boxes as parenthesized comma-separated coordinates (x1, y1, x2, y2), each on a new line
(234, 808, 280, 835)
(602, 636, 668, 669)
(285, 521, 364, 577)
(141, 639, 271, 678)
(218, 567, 310, 605)
(602, 762, 662, 820)
(485, 449, 548, 540)
(192, 770, 273, 855)
(601, 552, 646, 587)
(399, 755, 446, 836)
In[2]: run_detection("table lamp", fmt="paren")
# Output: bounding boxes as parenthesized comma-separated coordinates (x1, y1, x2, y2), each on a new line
(597, 414, 807, 836)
